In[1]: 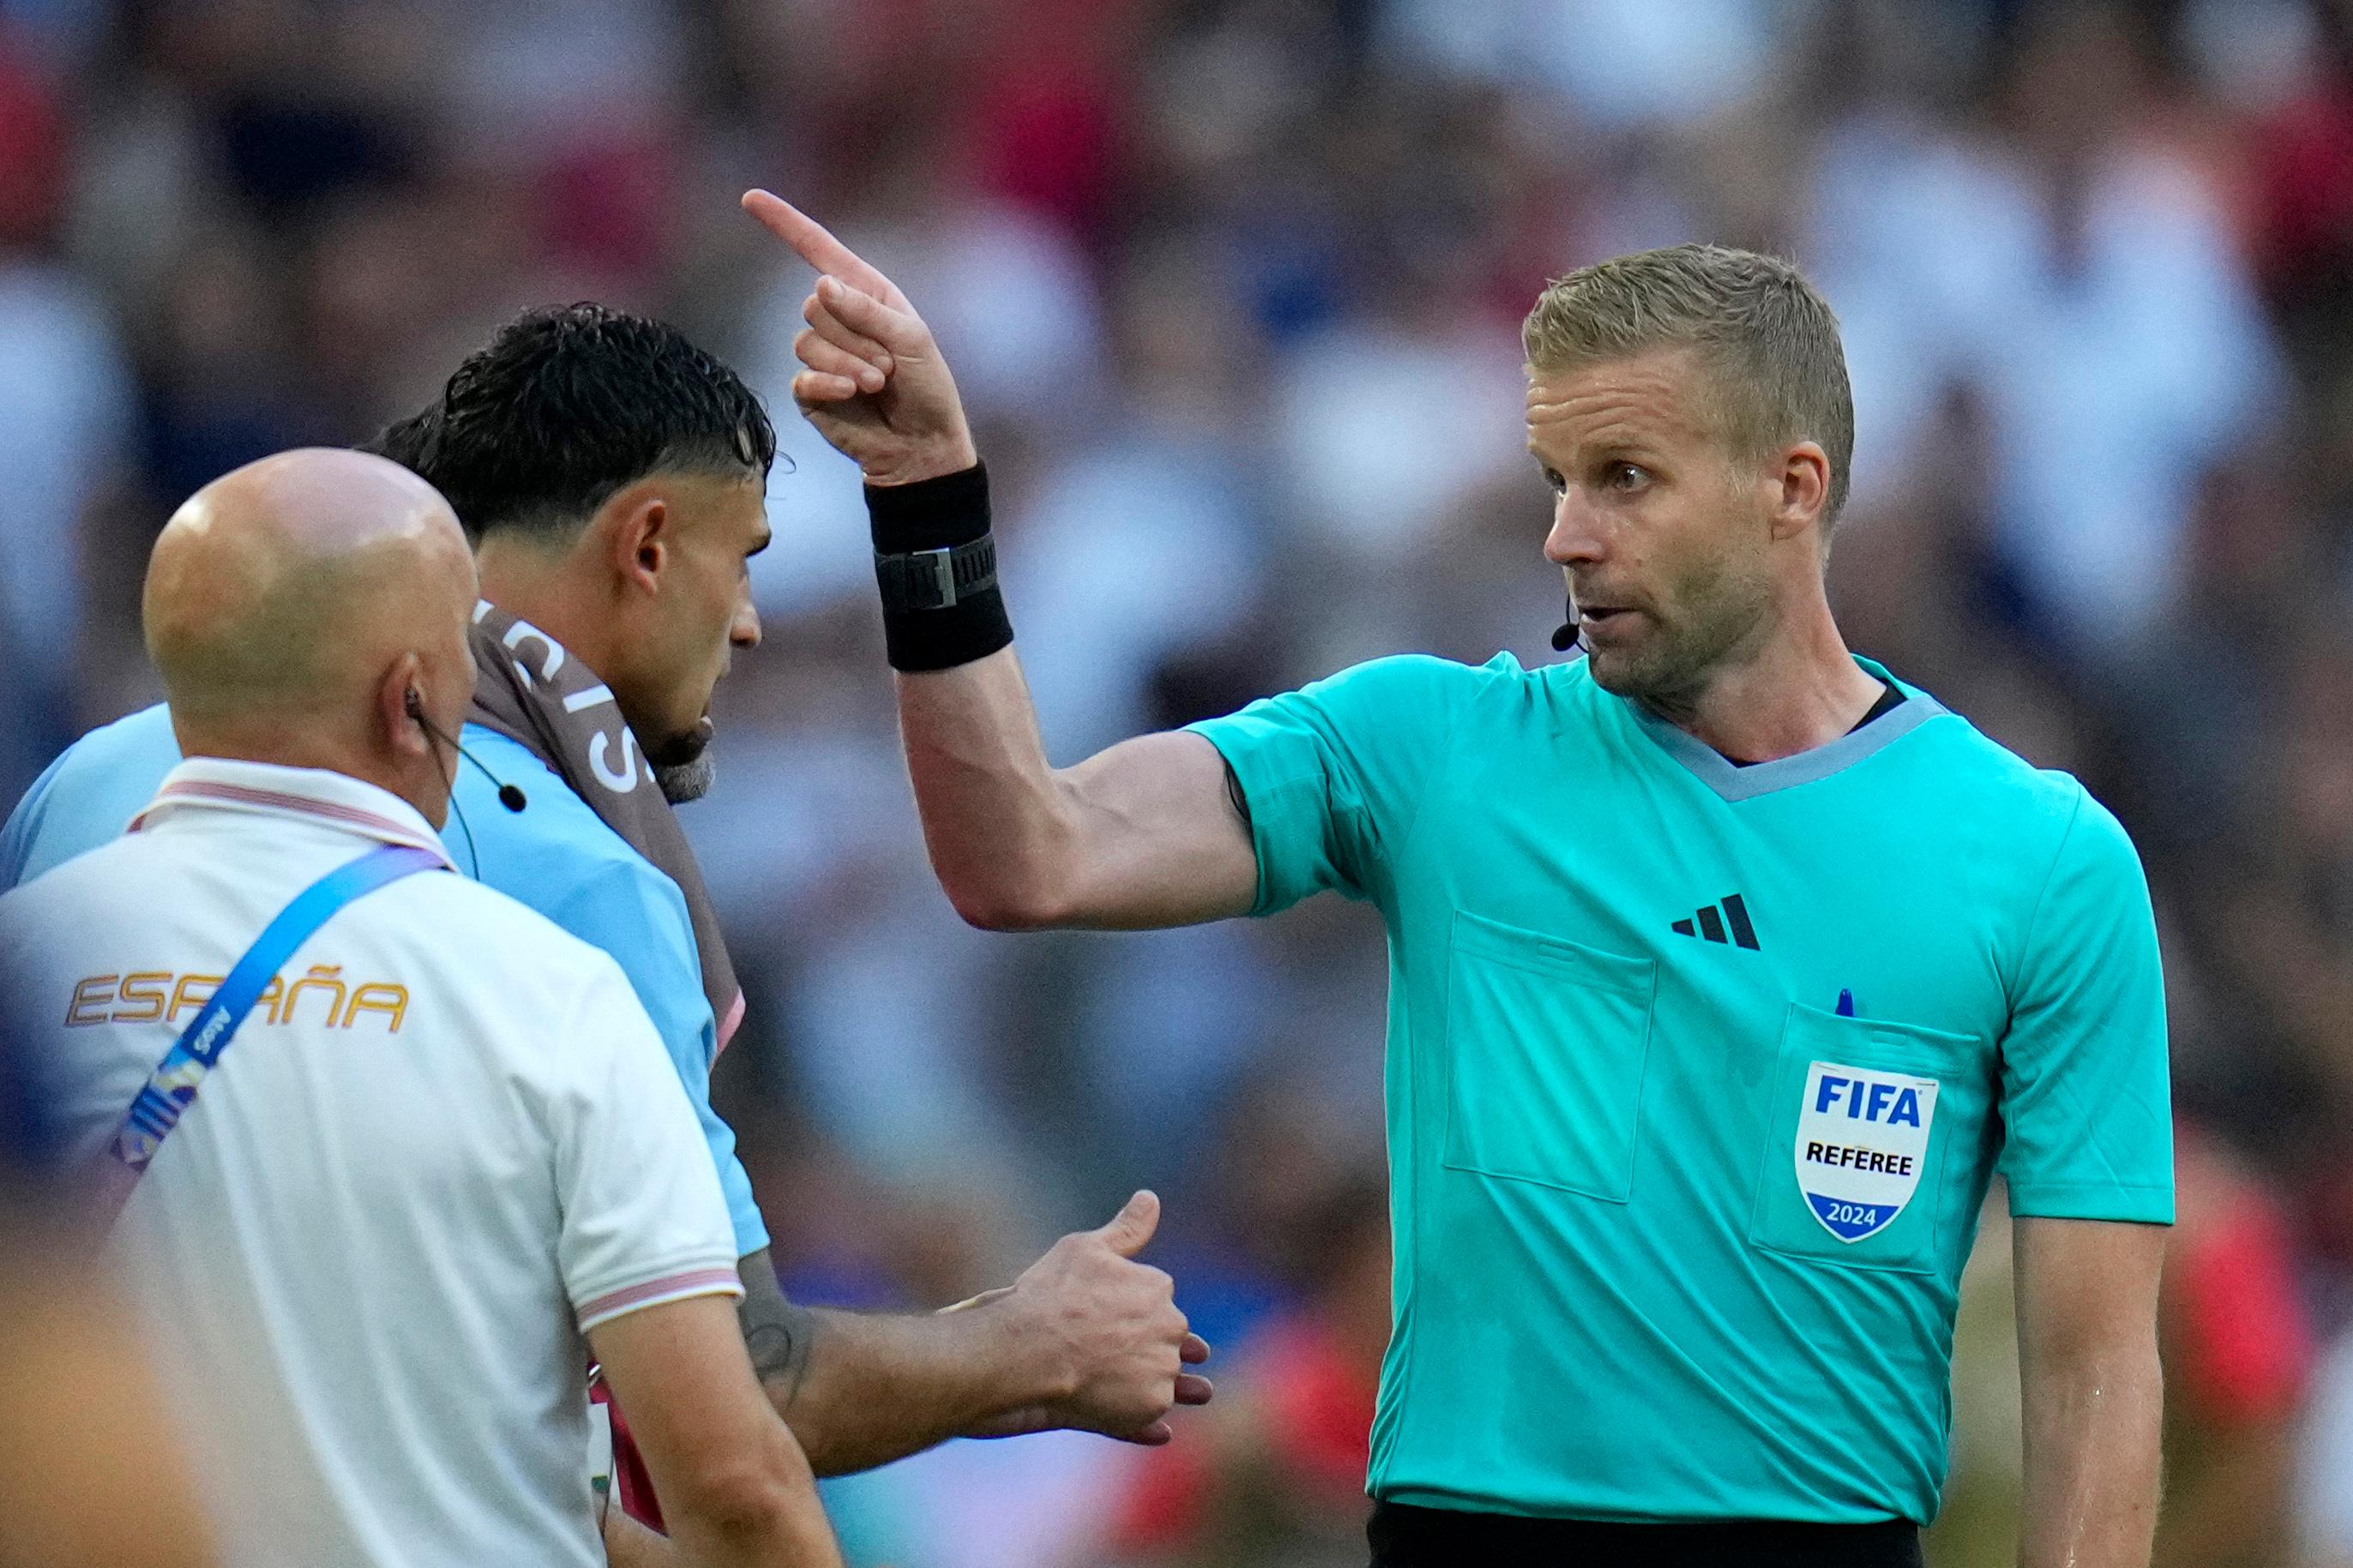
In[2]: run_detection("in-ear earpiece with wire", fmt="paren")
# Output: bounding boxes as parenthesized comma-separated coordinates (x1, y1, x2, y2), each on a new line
(406, 689, 527, 814)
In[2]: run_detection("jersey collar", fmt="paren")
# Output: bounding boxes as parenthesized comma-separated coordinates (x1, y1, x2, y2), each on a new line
(131, 757, 456, 868)
(1619, 656, 1948, 803)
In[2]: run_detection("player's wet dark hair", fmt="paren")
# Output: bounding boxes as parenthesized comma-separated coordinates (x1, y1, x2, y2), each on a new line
(360, 303, 775, 541)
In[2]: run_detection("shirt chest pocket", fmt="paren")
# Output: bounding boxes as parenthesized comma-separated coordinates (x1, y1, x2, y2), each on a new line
(1440, 910, 1656, 1203)
(1748, 1003, 1985, 1275)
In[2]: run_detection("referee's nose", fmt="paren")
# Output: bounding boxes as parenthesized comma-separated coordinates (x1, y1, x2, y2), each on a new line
(1544, 493, 1606, 570)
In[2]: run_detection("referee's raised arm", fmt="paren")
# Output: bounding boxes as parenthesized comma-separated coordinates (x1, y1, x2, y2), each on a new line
(743, 191, 1257, 933)
(756, 191, 2176, 1568)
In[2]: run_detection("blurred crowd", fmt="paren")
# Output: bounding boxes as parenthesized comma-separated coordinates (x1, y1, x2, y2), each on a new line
(4, 0, 2353, 1564)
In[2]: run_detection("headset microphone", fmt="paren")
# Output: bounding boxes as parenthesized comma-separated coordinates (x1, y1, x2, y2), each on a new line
(1550, 595, 1580, 653)
(406, 692, 527, 813)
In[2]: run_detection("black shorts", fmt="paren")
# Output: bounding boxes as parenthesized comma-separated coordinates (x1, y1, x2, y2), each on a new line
(1367, 1500, 1925, 1567)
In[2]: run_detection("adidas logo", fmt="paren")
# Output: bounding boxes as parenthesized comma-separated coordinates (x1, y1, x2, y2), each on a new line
(1673, 893, 1760, 951)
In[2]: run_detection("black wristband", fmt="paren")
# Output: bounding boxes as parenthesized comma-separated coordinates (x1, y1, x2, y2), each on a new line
(867, 464, 1014, 672)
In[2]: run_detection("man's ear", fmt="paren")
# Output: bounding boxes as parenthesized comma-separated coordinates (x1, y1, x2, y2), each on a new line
(1771, 441, 1831, 544)
(603, 489, 670, 595)
(381, 653, 430, 760)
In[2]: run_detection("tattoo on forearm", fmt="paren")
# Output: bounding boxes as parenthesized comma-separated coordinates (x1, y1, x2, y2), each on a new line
(737, 1251, 820, 1405)
(745, 1305, 819, 1403)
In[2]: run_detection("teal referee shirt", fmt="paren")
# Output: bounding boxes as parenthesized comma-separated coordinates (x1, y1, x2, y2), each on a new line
(1188, 652, 2172, 1527)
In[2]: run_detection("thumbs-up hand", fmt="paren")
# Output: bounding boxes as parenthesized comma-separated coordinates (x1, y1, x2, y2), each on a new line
(978, 1191, 1213, 1445)
(1097, 1188, 1164, 1259)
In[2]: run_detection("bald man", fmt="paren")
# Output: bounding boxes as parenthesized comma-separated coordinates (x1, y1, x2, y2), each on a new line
(0, 450, 842, 1568)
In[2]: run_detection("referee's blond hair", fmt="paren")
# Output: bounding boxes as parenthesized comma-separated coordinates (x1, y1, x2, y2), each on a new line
(1523, 245, 1855, 528)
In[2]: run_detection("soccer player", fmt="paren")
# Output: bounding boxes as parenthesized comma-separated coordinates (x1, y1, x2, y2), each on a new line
(758, 190, 2173, 1568)
(0, 308, 1209, 1497)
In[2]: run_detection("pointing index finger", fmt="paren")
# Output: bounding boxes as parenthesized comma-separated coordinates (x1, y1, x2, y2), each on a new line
(742, 189, 900, 303)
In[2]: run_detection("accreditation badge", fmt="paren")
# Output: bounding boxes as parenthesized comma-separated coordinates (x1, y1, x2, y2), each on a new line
(1794, 1060, 1937, 1242)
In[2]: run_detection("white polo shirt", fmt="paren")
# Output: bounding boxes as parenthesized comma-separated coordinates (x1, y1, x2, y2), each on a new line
(0, 758, 743, 1568)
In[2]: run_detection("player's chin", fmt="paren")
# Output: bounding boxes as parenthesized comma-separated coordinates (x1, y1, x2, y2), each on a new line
(644, 717, 717, 804)
(647, 715, 715, 770)
(655, 753, 717, 805)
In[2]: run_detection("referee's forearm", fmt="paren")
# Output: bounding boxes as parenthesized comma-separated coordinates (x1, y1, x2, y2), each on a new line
(897, 649, 1086, 931)
(864, 463, 1083, 931)
(2016, 1345, 2163, 1568)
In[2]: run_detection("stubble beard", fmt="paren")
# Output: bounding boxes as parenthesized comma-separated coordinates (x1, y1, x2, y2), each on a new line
(644, 706, 720, 804)
(656, 753, 716, 804)
(1584, 562, 1775, 722)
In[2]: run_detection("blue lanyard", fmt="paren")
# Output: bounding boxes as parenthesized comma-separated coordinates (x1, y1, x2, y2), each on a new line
(106, 843, 444, 1181)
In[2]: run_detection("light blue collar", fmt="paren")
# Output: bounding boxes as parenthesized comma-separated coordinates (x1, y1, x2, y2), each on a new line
(1619, 657, 1947, 802)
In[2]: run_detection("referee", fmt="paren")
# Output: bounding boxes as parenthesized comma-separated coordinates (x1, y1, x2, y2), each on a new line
(757, 194, 2172, 1568)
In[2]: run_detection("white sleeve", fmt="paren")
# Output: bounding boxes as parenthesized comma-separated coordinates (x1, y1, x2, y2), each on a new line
(550, 953, 744, 1331)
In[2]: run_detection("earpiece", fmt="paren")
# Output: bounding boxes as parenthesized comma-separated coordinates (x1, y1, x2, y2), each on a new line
(406, 688, 527, 814)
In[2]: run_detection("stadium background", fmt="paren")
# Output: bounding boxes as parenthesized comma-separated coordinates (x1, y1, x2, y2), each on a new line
(3, 0, 2351, 1563)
